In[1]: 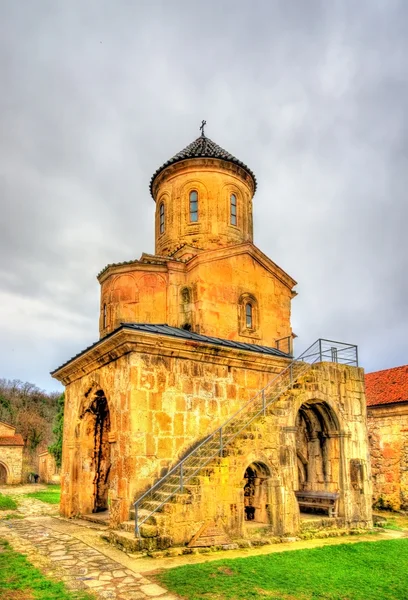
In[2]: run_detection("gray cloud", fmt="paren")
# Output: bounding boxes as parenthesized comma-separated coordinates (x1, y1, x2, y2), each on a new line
(0, 0, 407, 391)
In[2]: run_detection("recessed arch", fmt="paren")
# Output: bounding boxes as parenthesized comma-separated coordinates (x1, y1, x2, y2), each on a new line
(243, 461, 271, 523)
(238, 292, 259, 334)
(79, 389, 111, 513)
(0, 461, 9, 484)
(295, 400, 342, 515)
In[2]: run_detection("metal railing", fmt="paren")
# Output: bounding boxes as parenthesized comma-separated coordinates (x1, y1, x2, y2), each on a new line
(133, 338, 358, 538)
(275, 335, 293, 356)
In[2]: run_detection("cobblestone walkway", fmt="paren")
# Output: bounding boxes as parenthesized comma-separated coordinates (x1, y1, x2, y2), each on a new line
(0, 519, 177, 600)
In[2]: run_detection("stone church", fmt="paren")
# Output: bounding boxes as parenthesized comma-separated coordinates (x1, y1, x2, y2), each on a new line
(52, 127, 372, 549)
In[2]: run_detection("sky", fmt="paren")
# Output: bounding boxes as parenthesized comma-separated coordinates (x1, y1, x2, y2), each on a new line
(1, 1, 407, 393)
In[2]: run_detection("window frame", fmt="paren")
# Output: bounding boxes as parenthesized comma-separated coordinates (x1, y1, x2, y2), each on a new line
(238, 293, 259, 337)
(159, 202, 165, 234)
(230, 193, 237, 226)
(189, 190, 199, 223)
(245, 302, 253, 329)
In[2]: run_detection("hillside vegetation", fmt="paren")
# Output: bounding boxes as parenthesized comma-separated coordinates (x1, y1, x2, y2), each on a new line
(0, 379, 61, 477)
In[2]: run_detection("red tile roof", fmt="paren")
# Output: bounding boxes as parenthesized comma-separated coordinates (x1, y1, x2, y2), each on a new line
(365, 365, 408, 407)
(0, 434, 24, 446)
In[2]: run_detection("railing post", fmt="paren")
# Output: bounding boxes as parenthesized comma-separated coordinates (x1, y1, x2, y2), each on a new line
(318, 339, 322, 363)
(262, 390, 266, 415)
(180, 463, 183, 493)
(355, 345, 359, 367)
(134, 504, 139, 536)
(219, 427, 223, 457)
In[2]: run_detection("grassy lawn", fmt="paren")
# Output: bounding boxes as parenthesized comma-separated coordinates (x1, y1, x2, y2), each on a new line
(158, 539, 408, 600)
(0, 493, 18, 510)
(24, 484, 61, 505)
(0, 538, 94, 600)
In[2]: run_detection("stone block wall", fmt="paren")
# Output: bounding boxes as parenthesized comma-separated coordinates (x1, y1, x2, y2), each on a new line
(59, 330, 287, 524)
(38, 452, 60, 484)
(367, 403, 408, 510)
(146, 363, 372, 547)
(0, 445, 24, 484)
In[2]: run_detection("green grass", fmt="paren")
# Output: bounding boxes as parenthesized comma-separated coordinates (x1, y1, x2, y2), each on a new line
(24, 484, 61, 505)
(0, 538, 94, 599)
(0, 493, 18, 510)
(158, 539, 408, 600)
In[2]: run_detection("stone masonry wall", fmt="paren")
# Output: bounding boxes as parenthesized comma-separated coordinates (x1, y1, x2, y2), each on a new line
(60, 334, 287, 525)
(145, 363, 372, 548)
(367, 403, 408, 510)
(0, 445, 24, 484)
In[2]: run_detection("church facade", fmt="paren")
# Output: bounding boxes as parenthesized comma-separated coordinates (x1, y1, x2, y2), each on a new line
(52, 129, 372, 548)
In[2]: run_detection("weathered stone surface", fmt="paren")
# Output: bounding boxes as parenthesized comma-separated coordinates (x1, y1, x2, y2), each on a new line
(0, 421, 24, 484)
(367, 403, 408, 510)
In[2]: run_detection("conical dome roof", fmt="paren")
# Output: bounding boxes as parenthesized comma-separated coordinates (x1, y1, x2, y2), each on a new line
(150, 134, 257, 197)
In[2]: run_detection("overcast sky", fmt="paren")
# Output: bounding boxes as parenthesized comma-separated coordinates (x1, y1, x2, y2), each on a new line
(1, 1, 407, 393)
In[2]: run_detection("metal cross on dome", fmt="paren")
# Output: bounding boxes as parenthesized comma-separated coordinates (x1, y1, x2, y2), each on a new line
(199, 119, 207, 137)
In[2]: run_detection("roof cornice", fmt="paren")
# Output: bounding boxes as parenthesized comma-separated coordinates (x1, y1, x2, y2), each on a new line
(186, 242, 297, 290)
(51, 326, 290, 386)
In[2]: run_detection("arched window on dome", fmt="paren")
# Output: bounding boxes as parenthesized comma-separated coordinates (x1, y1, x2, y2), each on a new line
(245, 302, 253, 329)
(230, 194, 237, 226)
(159, 202, 165, 234)
(189, 190, 198, 222)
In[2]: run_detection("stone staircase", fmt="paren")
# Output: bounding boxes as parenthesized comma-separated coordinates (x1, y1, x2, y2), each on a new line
(116, 339, 358, 551)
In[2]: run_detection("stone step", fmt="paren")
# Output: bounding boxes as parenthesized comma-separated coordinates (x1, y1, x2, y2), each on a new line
(79, 512, 110, 526)
(104, 529, 172, 553)
(299, 516, 344, 532)
(119, 519, 136, 532)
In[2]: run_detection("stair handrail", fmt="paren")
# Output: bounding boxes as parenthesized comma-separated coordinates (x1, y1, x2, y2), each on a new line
(133, 338, 357, 535)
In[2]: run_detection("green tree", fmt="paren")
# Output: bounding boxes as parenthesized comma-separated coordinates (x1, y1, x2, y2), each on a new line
(48, 393, 65, 468)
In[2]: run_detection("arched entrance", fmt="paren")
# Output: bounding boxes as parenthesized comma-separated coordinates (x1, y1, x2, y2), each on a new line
(81, 390, 111, 513)
(243, 462, 270, 524)
(0, 462, 8, 484)
(295, 401, 341, 515)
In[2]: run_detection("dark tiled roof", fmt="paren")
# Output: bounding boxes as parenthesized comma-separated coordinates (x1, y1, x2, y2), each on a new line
(51, 323, 290, 374)
(365, 365, 408, 407)
(0, 434, 24, 446)
(150, 135, 257, 197)
(122, 323, 290, 357)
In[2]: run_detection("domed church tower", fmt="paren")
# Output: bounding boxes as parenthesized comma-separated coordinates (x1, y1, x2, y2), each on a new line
(151, 127, 256, 256)
(96, 124, 297, 349)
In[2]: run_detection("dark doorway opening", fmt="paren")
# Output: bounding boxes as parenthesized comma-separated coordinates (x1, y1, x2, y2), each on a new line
(82, 391, 111, 513)
(0, 463, 7, 484)
(243, 462, 270, 523)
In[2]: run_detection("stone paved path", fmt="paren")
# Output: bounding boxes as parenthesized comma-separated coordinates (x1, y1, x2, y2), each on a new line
(0, 483, 60, 518)
(0, 519, 177, 600)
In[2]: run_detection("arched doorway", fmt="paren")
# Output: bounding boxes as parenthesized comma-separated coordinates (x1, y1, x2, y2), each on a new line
(0, 462, 8, 484)
(81, 390, 111, 513)
(243, 462, 270, 524)
(295, 401, 341, 514)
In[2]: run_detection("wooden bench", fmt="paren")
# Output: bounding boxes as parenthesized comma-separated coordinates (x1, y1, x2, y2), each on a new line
(295, 490, 339, 517)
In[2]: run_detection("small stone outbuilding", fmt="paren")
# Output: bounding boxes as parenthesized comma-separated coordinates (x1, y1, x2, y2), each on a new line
(0, 421, 24, 484)
(366, 365, 408, 510)
(38, 451, 60, 484)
